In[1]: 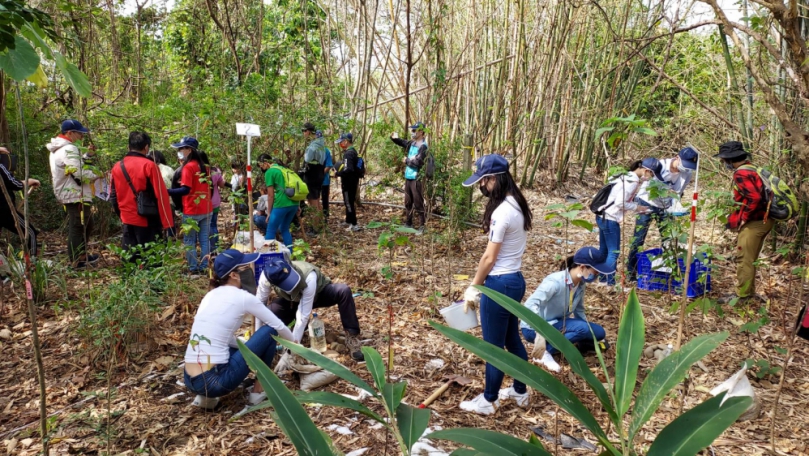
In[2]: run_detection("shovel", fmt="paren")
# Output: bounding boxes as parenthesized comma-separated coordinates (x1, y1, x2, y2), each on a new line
(418, 375, 472, 408)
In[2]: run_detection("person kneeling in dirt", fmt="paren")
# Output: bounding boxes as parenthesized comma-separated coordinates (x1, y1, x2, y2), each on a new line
(256, 257, 365, 362)
(520, 246, 613, 373)
(183, 249, 294, 410)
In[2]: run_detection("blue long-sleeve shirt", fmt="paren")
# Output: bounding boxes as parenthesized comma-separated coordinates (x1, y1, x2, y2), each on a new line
(520, 270, 586, 329)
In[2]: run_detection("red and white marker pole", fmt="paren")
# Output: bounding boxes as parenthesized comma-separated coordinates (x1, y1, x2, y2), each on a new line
(676, 143, 702, 349)
(246, 135, 255, 252)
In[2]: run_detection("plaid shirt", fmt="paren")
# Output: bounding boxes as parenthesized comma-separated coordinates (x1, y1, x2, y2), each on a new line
(729, 162, 768, 229)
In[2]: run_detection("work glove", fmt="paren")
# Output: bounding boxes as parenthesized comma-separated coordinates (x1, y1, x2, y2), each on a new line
(274, 351, 293, 375)
(531, 333, 547, 359)
(463, 286, 481, 313)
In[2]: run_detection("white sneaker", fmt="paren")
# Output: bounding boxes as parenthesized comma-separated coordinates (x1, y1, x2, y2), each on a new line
(535, 351, 561, 372)
(498, 386, 530, 408)
(346, 224, 362, 232)
(459, 393, 498, 415)
(192, 395, 219, 410)
(338, 221, 350, 227)
(248, 391, 267, 405)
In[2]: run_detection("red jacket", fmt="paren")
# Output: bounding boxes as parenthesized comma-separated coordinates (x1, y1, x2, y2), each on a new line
(110, 152, 173, 229)
(729, 162, 768, 229)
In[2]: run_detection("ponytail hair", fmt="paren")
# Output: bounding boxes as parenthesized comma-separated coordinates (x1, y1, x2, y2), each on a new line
(560, 255, 576, 271)
(209, 272, 228, 289)
(628, 160, 643, 172)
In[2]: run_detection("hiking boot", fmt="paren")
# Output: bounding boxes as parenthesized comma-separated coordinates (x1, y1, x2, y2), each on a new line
(459, 393, 498, 415)
(345, 331, 365, 362)
(192, 395, 219, 410)
(498, 386, 530, 408)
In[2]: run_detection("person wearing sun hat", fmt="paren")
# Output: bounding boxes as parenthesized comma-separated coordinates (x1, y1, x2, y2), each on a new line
(592, 158, 662, 287)
(256, 257, 366, 361)
(627, 148, 700, 281)
(520, 246, 614, 373)
(459, 154, 534, 415)
(183, 249, 294, 410)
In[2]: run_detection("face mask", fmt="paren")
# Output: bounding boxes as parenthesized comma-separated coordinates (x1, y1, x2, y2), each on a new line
(238, 268, 257, 295)
(677, 163, 689, 173)
(724, 161, 734, 171)
(410, 132, 417, 139)
(479, 185, 491, 198)
(177, 151, 185, 161)
(580, 270, 597, 283)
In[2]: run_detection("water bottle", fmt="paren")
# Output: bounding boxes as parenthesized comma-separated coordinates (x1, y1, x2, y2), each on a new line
(308, 313, 327, 353)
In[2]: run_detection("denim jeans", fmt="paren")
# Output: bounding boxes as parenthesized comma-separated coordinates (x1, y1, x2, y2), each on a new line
(480, 271, 528, 402)
(596, 216, 621, 285)
(627, 202, 670, 280)
(209, 208, 220, 251)
(253, 214, 268, 233)
(184, 325, 279, 398)
(183, 213, 211, 273)
(266, 205, 298, 247)
(521, 318, 606, 355)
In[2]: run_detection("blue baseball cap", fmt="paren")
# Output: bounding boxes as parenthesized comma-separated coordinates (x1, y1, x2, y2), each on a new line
(335, 132, 353, 144)
(641, 157, 664, 181)
(262, 258, 302, 294)
(574, 247, 615, 274)
(171, 136, 199, 150)
(678, 147, 698, 170)
(410, 122, 425, 131)
(463, 154, 509, 187)
(61, 119, 90, 134)
(214, 249, 260, 278)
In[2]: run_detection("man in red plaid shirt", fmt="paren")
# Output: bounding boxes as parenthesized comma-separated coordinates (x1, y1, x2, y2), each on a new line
(715, 141, 772, 303)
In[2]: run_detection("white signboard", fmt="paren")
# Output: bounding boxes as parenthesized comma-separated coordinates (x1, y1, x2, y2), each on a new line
(236, 123, 261, 137)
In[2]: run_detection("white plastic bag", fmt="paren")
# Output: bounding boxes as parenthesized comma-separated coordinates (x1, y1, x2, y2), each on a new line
(710, 366, 760, 420)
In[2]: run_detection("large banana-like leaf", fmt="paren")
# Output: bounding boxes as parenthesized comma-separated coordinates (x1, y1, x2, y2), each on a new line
(647, 392, 752, 456)
(629, 332, 729, 441)
(383, 381, 407, 413)
(614, 289, 645, 417)
(475, 285, 618, 422)
(395, 403, 431, 453)
(430, 428, 552, 456)
(429, 321, 617, 453)
(276, 337, 377, 396)
(363, 346, 386, 391)
(0, 36, 39, 81)
(237, 340, 337, 456)
(294, 391, 386, 425)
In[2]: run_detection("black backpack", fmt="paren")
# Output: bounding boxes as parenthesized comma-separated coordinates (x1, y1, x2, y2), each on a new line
(356, 156, 366, 179)
(424, 152, 435, 178)
(589, 182, 616, 216)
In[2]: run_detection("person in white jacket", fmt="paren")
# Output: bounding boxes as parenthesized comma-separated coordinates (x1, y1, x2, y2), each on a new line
(593, 158, 662, 286)
(46, 120, 100, 267)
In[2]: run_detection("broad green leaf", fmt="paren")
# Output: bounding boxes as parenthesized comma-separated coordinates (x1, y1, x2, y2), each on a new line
(544, 213, 558, 220)
(237, 340, 337, 456)
(429, 428, 552, 455)
(634, 127, 658, 136)
(429, 321, 616, 452)
(0, 36, 39, 81)
(294, 391, 386, 425)
(25, 64, 47, 87)
(615, 289, 645, 417)
(54, 52, 91, 97)
(450, 449, 482, 456)
(21, 24, 54, 59)
(570, 219, 594, 231)
(629, 332, 729, 441)
(544, 203, 566, 211)
(366, 221, 384, 228)
(275, 337, 377, 396)
(395, 403, 431, 452)
(647, 393, 752, 456)
(382, 381, 406, 412)
(395, 225, 418, 233)
(363, 346, 386, 391)
(475, 286, 618, 423)
(594, 126, 614, 139)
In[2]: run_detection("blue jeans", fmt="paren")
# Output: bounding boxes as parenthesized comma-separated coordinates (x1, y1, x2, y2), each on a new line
(481, 272, 528, 402)
(183, 213, 211, 273)
(253, 214, 268, 233)
(266, 205, 298, 247)
(596, 216, 621, 285)
(521, 318, 606, 355)
(209, 209, 220, 251)
(184, 325, 279, 398)
(627, 203, 670, 280)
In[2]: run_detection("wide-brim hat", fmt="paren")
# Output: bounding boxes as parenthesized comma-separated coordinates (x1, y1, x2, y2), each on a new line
(714, 141, 748, 159)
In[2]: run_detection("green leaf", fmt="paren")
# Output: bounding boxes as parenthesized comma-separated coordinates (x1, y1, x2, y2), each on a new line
(236, 340, 337, 456)
(363, 346, 386, 391)
(382, 381, 406, 412)
(647, 393, 752, 456)
(395, 403, 431, 452)
(450, 449, 482, 456)
(294, 391, 386, 425)
(615, 289, 645, 417)
(544, 203, 566, 211)
(634, 127, 658, 136)
(594, 126, 614, 140)
(21, 24, 53, 60)
(629, 332, 729, 441)
(570, 219, 594, 231)
(429, 428, 552, 455)
(0, 35, 39, 81)
(366, 221, 384, 229)
(54, 52, 91, 97)
(275, 337, 378, 396)
(475, 286, 618, 423)
(395, 225, 418, 234)
(429, 320, 615, 452)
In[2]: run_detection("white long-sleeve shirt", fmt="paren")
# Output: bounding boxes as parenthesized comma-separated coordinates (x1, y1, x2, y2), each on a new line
(597, 173, 642, 223)
(636, 158, 693, 208)
(184, 285, 294, 366)
(257, 270, 318, 343)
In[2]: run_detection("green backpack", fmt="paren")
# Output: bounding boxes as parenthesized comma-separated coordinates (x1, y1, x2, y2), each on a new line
(277, 166, 309, 202)
(740, 165, 799, 221)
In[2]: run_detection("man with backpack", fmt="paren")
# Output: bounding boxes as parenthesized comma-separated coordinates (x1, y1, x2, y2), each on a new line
(334, 133, 362, 232)
(258, 154, 301, 247)
(714, 141, 773, 303)
(302, 122, 326, 233)
(390, 122, 428, 233)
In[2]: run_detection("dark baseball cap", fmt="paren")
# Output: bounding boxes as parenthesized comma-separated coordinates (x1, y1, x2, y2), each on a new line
(262, 258, 302, 294)
(410, 122, 425, 131)
(462, 154, 509, 187)
(641, 157, 664, 181)
(61, 119, 90, 134)
(171, 136, 199, 150)
(335, 133, 353, 144)
(678, 147, 698, 170)
(214, 249, 260, 278)
(302, 122, 316, 132)
(574, 247, 615, 274)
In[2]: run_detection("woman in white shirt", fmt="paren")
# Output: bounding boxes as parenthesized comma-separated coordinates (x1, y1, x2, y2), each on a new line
(183, 249, 294, 409)
(459, 154, 533, 415)
(594, 158, 662, 286)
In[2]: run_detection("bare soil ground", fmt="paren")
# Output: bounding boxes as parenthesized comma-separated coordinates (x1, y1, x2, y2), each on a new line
(1, 178, 808, 455)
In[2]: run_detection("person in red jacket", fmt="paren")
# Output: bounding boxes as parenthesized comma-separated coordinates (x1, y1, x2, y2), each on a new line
(109, 131, 173, 260)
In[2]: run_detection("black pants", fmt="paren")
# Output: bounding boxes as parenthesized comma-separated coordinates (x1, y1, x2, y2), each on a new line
(304, 164, 325, 200)
(65, 202, 93, 262)
(269, 283, 361, 334)
(342, 178, 359, 225)
(122, 218, 163, 263)
(0, 210, 38, 257)
(322, 185, 330, 219)
(404, 179, 425, 226)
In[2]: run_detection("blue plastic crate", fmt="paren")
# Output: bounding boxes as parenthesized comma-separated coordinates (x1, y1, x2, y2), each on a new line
(636, 248, 711, 298)
(254, 251, 290, 284)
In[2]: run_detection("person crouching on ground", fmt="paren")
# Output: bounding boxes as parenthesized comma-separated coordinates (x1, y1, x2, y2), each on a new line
(253, 185, 269, 234)
(521, 247, 614, 373)
(459, 154, 533, 415)
(256, 257, 366, 361)
(183, 249, 294, 410)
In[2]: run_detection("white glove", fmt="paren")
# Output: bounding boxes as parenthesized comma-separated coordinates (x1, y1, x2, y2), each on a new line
(463, 286, 481, 313)
(531, 333, 547, 359)
(274, 351, 293, 375)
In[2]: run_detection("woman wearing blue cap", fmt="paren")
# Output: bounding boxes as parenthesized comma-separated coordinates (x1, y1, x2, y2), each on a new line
(183, 249, 294, 409)
(520, 247, 614, 372)
(592, 158, 662, 287)
(459, 154, 533, 415)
